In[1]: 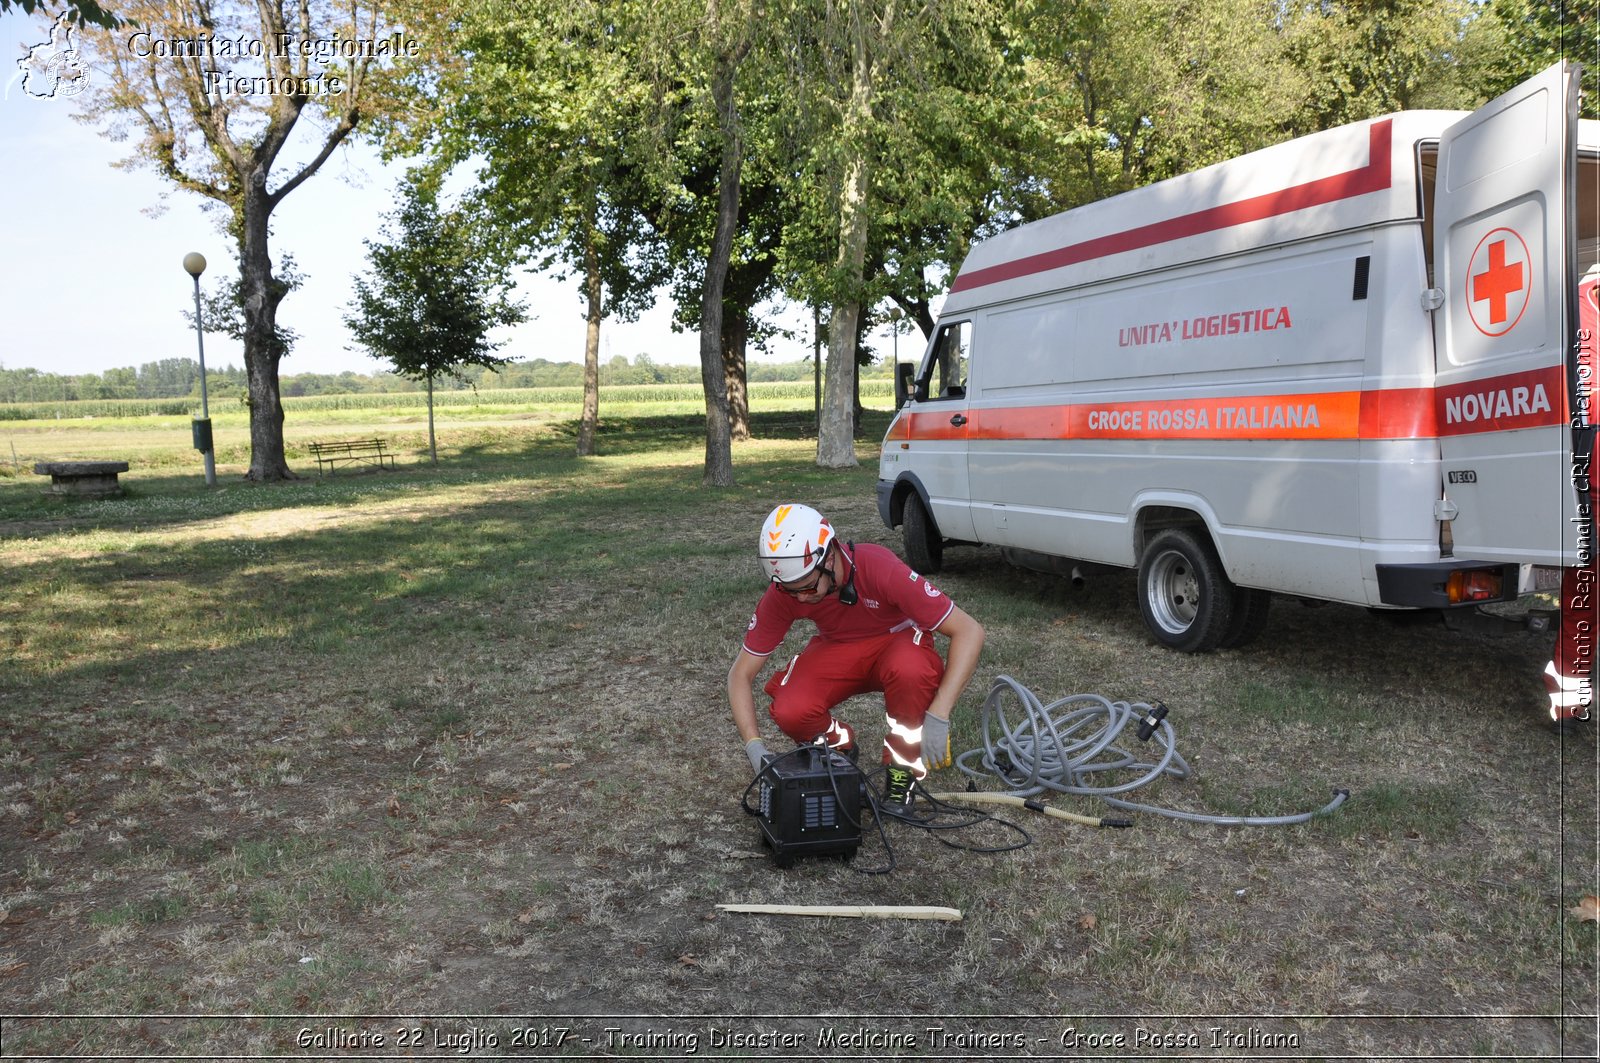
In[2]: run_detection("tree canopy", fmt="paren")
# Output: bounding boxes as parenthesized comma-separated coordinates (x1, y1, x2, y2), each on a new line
(345, 167, 527, 462)
(384, 0, 1557, 482)
(67, 0, 416, 480)
(61, 0, 1565, 483)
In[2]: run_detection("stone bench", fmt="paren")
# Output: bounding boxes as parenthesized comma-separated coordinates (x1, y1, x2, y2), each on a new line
(33, 461, 130, 498)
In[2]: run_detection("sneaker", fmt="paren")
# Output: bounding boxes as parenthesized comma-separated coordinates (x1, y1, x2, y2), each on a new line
(884, 765, 915, 805)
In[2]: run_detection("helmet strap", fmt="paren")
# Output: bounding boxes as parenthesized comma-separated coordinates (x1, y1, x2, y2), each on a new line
(837, 541, 859, 606)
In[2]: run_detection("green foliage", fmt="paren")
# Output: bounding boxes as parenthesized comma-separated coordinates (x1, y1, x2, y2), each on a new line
(1281, 0, 1510, 131)
(0, 360, 248, 407)
(345, 168, 527, 385)
(421, 0, 670, 324)
(0, 0, 121, 27)
(184, 257, 306, 365)
(1016, 0, 1312, 206)
(769, 0, 1004, 303)
(1480, 0, 1599, 119)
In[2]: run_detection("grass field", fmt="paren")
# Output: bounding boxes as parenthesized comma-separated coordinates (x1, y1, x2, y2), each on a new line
(0, 390, 1596, 1060)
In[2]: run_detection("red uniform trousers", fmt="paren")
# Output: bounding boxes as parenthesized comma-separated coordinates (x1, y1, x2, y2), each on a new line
(763, 627, 944, 777)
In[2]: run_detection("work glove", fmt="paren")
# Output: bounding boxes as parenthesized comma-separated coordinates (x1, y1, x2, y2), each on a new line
(922, 714, 952, 771)
(745, 738, 771, 775)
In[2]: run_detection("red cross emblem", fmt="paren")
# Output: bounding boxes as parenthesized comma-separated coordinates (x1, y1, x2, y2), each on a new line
(1466, 227, 1531, 337)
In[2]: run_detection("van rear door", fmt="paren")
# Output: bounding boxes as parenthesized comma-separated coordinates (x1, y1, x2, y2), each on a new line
(1433, 61, 1583, 567)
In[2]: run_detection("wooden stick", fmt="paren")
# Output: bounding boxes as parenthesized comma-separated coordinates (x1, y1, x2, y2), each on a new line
(716, 903, 962, 922)
(926, 790, 1117, 827)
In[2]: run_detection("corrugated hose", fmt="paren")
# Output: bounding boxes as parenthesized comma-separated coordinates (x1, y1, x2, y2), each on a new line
(944, 674, 1348, 827)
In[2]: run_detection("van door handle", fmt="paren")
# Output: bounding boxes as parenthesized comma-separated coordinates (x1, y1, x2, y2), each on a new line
(950, 414, 968, 427)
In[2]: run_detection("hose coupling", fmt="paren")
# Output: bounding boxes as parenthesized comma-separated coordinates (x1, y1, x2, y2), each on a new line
(1136, 701, 1169, 741)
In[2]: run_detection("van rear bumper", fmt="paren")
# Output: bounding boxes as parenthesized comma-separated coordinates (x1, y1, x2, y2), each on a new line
(1374, 560, 1521, 608)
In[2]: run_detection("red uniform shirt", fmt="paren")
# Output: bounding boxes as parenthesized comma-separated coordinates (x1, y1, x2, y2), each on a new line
(742, 542, 955, 657)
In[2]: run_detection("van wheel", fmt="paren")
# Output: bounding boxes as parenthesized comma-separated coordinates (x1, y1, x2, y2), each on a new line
(1219, 588, 1272, 649)
(1137, 528, 1236, 652)
(902, 493, 944, 574)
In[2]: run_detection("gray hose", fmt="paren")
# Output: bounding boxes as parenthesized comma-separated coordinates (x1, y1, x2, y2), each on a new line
(954, 675, 1347, 826)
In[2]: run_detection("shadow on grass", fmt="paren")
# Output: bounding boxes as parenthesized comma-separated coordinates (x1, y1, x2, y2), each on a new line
(0, 409, 896, 540)
(0, 415, 901, 718)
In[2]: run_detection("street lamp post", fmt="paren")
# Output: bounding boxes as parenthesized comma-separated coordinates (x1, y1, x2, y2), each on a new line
(183, 252, 216, 487)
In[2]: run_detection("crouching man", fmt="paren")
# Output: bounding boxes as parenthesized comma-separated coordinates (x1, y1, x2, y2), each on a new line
(728, 503, 985, 803)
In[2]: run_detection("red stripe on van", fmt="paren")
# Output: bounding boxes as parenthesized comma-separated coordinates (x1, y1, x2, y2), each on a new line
(1358, 386, 1438, 439)
(1434, 365, 1567, 437)
(951, 120, 1395, 295)
(969, 392, 1360, 441)
(893, 372, 1567, 444)
(896, 410, 971, 441)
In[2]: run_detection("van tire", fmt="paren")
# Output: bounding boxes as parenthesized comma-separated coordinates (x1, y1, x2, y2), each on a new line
(1137, 528, 1236, 652)
(1220, 588, 1272, 649)
(902, 493, 944, 574)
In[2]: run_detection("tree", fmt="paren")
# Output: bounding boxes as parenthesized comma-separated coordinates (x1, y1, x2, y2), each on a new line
(401, 0, 670, 459)
(659, 126, 791, 445)
(1281, 0, 1508, 132)
(809, 0, 886, 468)
(684, 0, 758, 484)
(773, 0, 1025, 467)
(1, 0, 120, 27)
(1012, 0, 1309, 209)
(344, 169, 525, 463)
(1480, 0, 1597, 119)
(184, 256, 305, 370)
(73, 0, 411, 480)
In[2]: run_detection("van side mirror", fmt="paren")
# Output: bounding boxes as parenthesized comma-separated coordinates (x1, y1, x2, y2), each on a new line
(894, 362, 915, 408)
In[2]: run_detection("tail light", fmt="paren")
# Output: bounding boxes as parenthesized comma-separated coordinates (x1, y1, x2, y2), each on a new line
(1446, 568, 1503, 603)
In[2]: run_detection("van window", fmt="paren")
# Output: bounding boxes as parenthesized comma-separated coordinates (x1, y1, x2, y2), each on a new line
(1580, 152, 1600, 270)
(921, 321, 971, 400)
(1423, 144, 1600, 292)
(1417, 142, 1438, 287)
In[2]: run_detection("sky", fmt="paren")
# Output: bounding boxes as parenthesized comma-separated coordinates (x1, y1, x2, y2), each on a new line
(0, 14, 873, 380)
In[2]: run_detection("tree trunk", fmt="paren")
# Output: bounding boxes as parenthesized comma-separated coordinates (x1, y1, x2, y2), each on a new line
(699, 43, 745, 488)
(239, 181, 293, 482)
(427, 372, 437, 463)
(817, 3, 886, 469)
(813, 306, 823, 437)
(853, 350, 862, 438)
(723, 309, 750, 441)
(78, 0, 380, 484)
(579, 226, 603, 457)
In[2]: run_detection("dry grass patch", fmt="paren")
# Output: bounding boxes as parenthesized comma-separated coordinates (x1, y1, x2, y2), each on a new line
(0, 410, 1594, 1059)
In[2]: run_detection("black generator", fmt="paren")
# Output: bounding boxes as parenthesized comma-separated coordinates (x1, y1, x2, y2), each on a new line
(756, 745, 863, 867)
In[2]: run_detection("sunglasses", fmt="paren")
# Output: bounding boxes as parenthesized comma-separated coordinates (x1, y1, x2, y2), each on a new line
(774, 564, 832, 597)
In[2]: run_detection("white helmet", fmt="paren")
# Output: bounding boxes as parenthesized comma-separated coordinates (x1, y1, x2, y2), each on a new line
(758, 504, 835, 583)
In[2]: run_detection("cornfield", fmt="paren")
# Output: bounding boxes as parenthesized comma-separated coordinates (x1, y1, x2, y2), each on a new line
(0, 380, 896, 422)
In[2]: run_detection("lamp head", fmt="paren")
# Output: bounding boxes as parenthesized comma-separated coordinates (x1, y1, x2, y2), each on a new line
(182, 252, 207, 278)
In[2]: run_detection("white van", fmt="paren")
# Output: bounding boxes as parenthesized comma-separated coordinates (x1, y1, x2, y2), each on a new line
(878, 63, 1597, 652)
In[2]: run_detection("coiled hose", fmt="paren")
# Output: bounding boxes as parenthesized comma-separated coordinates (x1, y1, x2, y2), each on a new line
(950, 675, 1347, 827)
